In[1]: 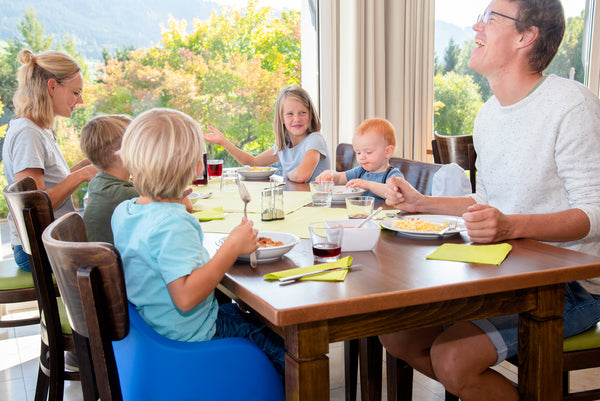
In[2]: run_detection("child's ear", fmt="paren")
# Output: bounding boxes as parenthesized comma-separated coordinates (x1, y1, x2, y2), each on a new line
(385, 144, 395, 158)
(196, 161, 204, 176)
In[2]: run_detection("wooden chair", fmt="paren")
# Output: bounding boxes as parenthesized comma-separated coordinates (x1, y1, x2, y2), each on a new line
(344, 157, 443, 401)
(0, 258, 39, 328)
(3, 177, 96, 401)
(336, 143, 357, 172)
(432, 132, 477, 192)
(42, 212, 285, 401)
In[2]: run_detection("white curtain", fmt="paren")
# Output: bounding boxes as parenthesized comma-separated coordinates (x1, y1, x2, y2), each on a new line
(320, 0, 435, 161)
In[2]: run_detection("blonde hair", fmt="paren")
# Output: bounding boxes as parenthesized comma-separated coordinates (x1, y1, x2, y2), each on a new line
(13, 49, 81, 129)
(120, 108, 205, 201)
(355, 118, 396, 147)
(272, 85, 321, 152)
(80, 115, 132, 171)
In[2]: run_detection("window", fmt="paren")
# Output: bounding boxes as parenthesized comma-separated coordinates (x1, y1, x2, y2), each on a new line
(433, 0, 588, 137)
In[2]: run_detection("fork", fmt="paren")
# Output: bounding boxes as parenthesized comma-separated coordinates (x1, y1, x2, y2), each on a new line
(236, 177, 258, 268)
(438, 219, 459, 236)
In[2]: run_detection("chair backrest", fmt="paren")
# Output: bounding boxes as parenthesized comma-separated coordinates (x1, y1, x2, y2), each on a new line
(336, 143, 357, 172)
(389, 157, 443, 196)
(432, 133, 477, 192)
(43, 212, 129, 401)
(3, 177, 62, 343)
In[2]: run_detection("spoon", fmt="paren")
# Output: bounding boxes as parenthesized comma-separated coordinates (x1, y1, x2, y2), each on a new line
(356, 207, 383, 228)
(236, 178, 258, 268)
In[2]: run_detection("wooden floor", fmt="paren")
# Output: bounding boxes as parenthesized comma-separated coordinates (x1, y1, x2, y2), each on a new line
(1, 306, 599, 401)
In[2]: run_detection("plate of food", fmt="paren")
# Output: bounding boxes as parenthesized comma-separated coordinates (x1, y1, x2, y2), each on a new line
(380, 215, 465, 239)
(217, 231, 300, 262)
(237, 166, 278, 180)
(332, 186, 366, 203)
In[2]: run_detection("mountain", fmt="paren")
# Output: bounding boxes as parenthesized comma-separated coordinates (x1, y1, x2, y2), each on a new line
(0, 1, 472, 62)
(0, 0, 220, 60)
(434, 20, 474, 58)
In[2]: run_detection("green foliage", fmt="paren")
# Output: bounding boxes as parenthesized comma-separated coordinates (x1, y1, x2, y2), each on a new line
(443, 38, 460, 74)
(91, 2, 300, 166)
(546, 11, 584, 81)
(434, 72, 483, 136)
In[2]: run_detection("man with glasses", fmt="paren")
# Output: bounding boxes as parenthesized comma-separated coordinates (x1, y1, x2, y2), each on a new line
(381, 1, 600, 400)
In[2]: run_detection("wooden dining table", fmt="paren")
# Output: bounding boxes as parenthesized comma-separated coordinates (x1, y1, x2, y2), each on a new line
(203, 181, 600, 401)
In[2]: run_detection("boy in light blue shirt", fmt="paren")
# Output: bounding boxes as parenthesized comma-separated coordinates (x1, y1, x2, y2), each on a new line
(111, 108, 284, 376)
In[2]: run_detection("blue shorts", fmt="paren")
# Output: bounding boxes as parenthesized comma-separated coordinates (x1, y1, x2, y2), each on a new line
(213, 302, 285, 378)
(472, 281, 600, 365)
(13, 245, 31, 272)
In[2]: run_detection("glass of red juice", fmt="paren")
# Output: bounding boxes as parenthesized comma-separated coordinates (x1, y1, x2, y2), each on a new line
(207, 159, 223, 178)
(308, 222, 344, 263)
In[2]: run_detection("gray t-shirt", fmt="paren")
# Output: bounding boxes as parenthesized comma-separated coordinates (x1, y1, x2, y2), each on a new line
(3, 118, 76, 246)
(274, 132, 331, 182)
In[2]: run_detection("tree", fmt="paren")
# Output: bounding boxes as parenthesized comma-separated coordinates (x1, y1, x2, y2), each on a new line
(93, 2, 300, 166)
(546, 11, 584, 82)
(434, 72, 483, 136)
(443, 38, 460, 74)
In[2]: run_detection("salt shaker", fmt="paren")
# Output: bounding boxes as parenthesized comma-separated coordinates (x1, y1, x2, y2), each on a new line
(261, 187, 284, 221)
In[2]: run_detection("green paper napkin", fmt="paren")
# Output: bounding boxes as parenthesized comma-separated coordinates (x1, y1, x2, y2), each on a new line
(426, 243, 512, 265)
(264, 256, 353, 282)
(192, 206, 225, 221)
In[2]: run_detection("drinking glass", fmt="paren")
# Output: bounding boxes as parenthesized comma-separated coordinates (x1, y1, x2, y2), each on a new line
(345, 196, 375, 219)
(220, 169, 238, 192)
(310, 181, 333, 207)
(308, 222, 343, 262)
(207, 159, 223, 178)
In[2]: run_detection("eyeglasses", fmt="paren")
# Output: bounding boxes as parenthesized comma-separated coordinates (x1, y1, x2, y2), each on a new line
(476, 9, 520, 26)
(57, 80, 84, 99)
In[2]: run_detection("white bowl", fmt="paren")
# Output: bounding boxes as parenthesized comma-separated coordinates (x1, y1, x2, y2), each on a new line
(325, 219, 380, 251)
(217, 231, 299, 262)
(332, 186, 366, 203)
(237, 167, 278, 180)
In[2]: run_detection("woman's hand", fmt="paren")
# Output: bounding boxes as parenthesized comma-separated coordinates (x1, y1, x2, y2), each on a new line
(384, 175, 423, 212)
(204, 126, 227, 146)
(226, 217, 259, 255)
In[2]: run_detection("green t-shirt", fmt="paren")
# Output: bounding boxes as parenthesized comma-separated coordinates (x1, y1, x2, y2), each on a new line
(82, 172, 139, 244)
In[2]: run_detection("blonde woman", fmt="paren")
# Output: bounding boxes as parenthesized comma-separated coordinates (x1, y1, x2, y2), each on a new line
(2, 49, 97, 272)
(204, 85, 331, 182)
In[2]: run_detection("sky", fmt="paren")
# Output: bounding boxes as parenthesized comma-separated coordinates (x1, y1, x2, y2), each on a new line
(217, 0, 585, 28)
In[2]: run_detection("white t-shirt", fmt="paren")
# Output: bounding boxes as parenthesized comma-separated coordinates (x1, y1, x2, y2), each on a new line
(471, 75, 600, 293)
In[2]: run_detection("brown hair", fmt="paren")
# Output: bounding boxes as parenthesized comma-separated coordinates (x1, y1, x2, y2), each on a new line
(511, 0, 565, 72)
(13, 49, 81, 129)
(354, 118, 396, 147)
(272, 85, 321, 152)
(80, 115, 132, 171)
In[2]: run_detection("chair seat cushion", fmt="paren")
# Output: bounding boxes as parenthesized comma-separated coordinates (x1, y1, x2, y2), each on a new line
(0, 259, 35, 290)
(563, 322, 600, 352)
(41, 297, 72, 335)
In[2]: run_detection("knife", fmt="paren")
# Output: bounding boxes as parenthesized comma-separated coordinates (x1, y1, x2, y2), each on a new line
(278, 266, 352, 282)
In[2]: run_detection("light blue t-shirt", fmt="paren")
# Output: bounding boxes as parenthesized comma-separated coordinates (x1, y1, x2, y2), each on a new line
(274, 132, 331, 182)
(111, 199, 217, 342)
(345, 165, 403, 201)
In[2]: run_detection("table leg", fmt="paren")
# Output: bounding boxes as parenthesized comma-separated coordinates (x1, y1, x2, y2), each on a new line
(518, 284, 564, 401)
(285, 321, 330, 401)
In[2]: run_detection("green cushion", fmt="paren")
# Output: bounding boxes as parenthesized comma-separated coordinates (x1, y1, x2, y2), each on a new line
(41, 297, 72, 335)
(0, 258, 35, 290)
(563, 322, 600, 352)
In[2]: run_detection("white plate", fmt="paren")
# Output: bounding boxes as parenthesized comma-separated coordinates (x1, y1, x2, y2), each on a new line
(380, 215, 465, 239)
(237, 167, 277, 180)
(332, 186, 366, 203)
(217, 231, 299, 262)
